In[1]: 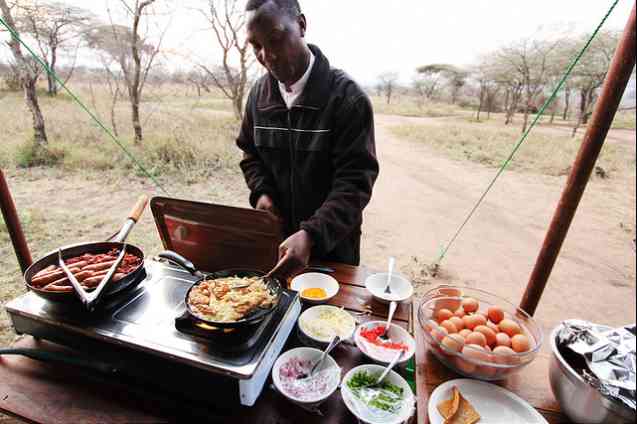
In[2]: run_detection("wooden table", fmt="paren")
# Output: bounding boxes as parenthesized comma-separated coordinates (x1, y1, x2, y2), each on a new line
(0, 262, 565, 423)
(0, 262, 412, 424)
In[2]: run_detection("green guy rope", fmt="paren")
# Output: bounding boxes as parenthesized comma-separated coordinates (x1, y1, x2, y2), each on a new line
(435, 0, 620, 264)
(0, 16, 169, 194)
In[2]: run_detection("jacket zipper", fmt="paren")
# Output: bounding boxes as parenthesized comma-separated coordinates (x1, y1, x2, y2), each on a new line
(287, 111, 297, 230)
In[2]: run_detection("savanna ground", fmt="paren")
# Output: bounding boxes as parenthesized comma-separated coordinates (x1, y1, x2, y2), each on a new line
(1, 85, 635, 355)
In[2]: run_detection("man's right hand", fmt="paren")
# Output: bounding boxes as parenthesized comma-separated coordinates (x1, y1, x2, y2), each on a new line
(256, 194, 280, 217)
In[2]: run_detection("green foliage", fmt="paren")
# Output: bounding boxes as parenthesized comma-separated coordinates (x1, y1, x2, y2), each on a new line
(15, 139, 65, 168)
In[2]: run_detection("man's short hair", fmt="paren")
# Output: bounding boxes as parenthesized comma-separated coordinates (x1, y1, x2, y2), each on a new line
(245, 0, 302, 18)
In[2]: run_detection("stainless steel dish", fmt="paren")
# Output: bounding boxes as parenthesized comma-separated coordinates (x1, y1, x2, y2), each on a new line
(549, 325, 635, 424)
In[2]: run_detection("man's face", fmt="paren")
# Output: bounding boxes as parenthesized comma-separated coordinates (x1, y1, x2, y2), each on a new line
(246, 2, 307, 86)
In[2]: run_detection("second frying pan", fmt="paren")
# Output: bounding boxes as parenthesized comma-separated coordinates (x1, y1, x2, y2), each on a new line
(23, 196, 149, 310)
(158, 251, 284, 329)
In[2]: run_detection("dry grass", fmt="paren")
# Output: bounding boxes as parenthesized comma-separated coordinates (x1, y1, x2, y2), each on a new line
(0, 84, 241, 182)
(371, 95, 467, 118)
(390, 121, 635, 177)
(612, 110, 636, 130)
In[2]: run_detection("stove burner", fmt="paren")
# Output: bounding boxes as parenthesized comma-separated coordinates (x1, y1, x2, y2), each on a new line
(174, 295, 285, 353)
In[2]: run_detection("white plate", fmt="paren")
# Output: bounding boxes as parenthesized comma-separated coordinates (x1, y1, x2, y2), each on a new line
(428, 379, 548, 424)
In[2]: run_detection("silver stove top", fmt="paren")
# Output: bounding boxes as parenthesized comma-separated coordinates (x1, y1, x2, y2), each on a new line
(6, 260, 300, 380)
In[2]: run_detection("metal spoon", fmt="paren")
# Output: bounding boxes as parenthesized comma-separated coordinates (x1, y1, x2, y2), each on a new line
(383, 257, 395, 295)
(298, 335, 341, 380)
(375, 349, 404, 386)
(378, 300, 398, 343)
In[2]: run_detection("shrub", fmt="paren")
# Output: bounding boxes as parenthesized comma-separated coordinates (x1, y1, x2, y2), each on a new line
(15, 139, 65, 168)
(1, 70, 21, 92)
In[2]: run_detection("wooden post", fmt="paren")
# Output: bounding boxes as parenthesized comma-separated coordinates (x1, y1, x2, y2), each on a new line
(520, 5, 637, 315)
(0, 169, 32, 273)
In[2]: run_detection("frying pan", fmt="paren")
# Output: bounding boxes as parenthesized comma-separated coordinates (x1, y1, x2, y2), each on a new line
(157, 251, 284, 329)
(23, 196, 149, 309)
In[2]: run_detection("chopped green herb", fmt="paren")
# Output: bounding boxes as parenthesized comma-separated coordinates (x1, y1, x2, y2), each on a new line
(346, 371, 404, 413)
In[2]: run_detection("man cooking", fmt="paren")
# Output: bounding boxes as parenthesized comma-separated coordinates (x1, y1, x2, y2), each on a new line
(237, 0, 379, 278)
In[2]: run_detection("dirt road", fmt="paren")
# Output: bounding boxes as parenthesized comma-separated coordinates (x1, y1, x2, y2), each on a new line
(362, 114, 636, 329)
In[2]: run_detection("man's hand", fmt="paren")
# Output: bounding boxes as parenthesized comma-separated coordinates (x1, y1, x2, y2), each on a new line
(256, 194, 280, 217)
(267, 230, 313, 279)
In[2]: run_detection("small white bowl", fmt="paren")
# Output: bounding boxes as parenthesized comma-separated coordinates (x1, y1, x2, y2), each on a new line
(365, 272, 414, 304)
(341, 364, 416, 424)
(298, 305, 356, 346)
(290, 272, 339, 304)
(354, 321, 416, 365)
(272, 347, 341, 407)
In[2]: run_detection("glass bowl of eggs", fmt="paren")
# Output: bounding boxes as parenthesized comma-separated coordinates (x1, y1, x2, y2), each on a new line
(418, 285, 543, 381)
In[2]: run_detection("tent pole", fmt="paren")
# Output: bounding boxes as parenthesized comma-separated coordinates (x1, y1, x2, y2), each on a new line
(0, 169, 32, 273)
(520, 4, 636, 316)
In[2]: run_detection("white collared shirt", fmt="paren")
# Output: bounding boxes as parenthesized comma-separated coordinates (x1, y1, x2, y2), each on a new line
(278, 50, 315, 109)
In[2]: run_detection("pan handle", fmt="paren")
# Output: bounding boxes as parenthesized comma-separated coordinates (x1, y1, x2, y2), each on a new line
(157, 250, 204, 278)
(128, 195, 149, 223)
(112, 195, 149, 243)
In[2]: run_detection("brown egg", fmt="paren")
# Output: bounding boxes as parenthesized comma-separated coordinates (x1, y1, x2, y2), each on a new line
(493, 345, 519, 365)
(459, 329, 472, 339)
(463, 344, 490, 364)
(495, 332, 512, 348)
(461, 297, 479, 313)
(499, 319, 522, 337)
(474, 325, 497, 347)
(441, 320, 459, 334)
(435, 308, 454, 324)
(486, 321, 500, 333)
(449, 316, 465, 331)
(465, 331, 487, 347)
(454, 356, 477, 374)
(487, 305, 505, 324)
(463, 314, 484, 331)
(453, 307, 466, 318)
(441, 334, 465, 353)
(511, 334, 531, 353)
(431, 326, 448, 342)
(424, 319, 438, 332)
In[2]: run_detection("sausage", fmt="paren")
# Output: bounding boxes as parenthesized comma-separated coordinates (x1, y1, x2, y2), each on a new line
(30, 267, 81, 287)
(42, 283, 74, 292)
(32, 266, 60, 280)
(48, 277, 70, 287)
(82, 260, 117, 272)
(73, 270, 94, 282)
(82, 272, 126, 288)
(65, 260, 89, 270)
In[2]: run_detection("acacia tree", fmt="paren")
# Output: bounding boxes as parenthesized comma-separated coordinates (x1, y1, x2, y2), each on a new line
(570, 30, 620, 136)
(15, 1, 92, 96)
(377, 71, 399, 105)
(196, 0, 254, 120)
(0, 0, 48, 145)
(496, 38, 560, 133)
(472, 58, 499, 121)
(86, 0, 165, 143)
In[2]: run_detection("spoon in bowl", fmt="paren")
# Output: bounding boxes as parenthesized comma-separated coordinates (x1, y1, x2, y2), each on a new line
(375, 349, 404, 386)
(297, 335, 341, 380)
(378, 300, 398, 344)
(383, 257, 395, 296)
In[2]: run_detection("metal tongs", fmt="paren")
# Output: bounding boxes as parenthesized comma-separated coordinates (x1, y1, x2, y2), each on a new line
(58, 245, 128, 312)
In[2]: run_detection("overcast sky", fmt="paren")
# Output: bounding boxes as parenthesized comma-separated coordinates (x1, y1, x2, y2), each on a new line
(2, 0, 634, 86)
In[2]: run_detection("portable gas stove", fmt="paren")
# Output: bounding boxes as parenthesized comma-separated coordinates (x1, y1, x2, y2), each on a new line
(6, 259, 301, 407)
